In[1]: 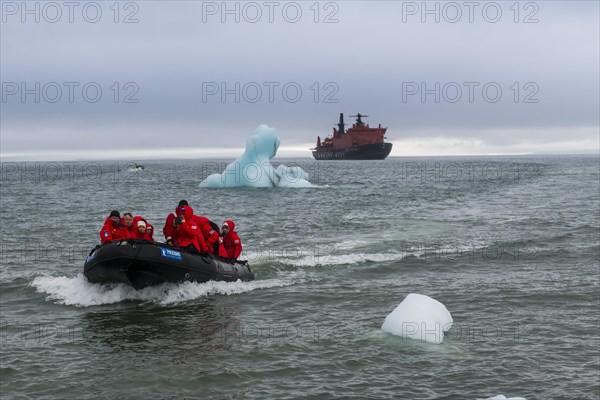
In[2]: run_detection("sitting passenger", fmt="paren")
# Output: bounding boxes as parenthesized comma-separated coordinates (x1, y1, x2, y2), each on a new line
(163, 200, 188, 246)
(221, 220, 242, 259)
(175, 205, 208, 253)
(99, 210, 130, 243)
(193, 215, 220, 254)
(130, 216, 153, 241)
(122, 212, 134, 235)
(146, 223, 155, 241)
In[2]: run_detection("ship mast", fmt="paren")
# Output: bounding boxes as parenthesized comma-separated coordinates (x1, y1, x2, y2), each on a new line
(350, 113, 369, 127)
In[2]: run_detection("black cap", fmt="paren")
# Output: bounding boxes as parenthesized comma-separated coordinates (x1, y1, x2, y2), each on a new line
(109, 210, 120, 218)
(178, 200, 188, 206)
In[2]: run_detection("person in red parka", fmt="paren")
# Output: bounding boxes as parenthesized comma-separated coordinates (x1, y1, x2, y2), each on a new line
(221, 220, 242, 259)
(175, 205, 208, 253)
(129, 216, 153, 241)
(163, 200, 188, 246)
(145, 223, 155, 241)
(99, 210, 130, 243)
(122, 212, 134, 236)
(193, 215, 220, 254)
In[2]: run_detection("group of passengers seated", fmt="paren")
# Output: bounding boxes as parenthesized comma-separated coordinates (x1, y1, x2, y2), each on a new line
(100, 211, 153, 242)
(99, 200, 243, 260)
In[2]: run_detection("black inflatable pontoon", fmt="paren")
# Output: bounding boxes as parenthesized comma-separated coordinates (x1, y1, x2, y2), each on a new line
(84, 240, 254, 290)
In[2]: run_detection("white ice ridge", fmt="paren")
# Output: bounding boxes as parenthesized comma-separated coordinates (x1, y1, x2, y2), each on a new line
(381, 293, 453, 344)
(480, 396, 527, 400)
(199, 125, 312, 188)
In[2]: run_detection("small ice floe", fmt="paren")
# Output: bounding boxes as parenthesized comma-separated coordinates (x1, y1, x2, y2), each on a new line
(381, 293, 453, 344)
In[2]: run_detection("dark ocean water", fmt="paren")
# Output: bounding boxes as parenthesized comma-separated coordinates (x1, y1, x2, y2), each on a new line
(1, 155, 598, 399)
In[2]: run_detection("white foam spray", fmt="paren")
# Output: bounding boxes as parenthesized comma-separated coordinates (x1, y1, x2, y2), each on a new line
(31, 271, 314, 307)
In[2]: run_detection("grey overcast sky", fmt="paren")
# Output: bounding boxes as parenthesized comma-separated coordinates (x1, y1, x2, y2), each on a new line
(1, 0, 599, 160)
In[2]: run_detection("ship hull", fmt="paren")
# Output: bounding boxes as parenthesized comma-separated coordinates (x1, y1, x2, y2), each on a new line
(312, 142, 392, 160)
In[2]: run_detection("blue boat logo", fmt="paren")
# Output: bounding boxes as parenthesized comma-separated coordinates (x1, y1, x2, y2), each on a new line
(86, 251, 96, 262)
(160, 248, 182, 260)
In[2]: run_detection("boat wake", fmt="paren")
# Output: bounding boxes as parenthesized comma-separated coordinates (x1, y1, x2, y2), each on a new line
(280, 251, 418, 267)
(31, 271, 314, 307)
(273, 240, 496, 268)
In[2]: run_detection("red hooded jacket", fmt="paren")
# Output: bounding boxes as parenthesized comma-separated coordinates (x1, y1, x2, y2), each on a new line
(193, 215, 220, 254)
(163, 211, 178, 244)
(175, 206, 208, 253)
(222, 220, 242, 259)
(129, 216, 153, 241)
(146, 223, 155, 241)
(99, 217, 130, 243)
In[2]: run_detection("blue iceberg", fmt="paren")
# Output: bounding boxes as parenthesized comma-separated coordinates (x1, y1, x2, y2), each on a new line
(199, 125, 313, 188)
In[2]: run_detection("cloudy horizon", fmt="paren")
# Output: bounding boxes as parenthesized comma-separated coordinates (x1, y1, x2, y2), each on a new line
(1, 1, 599, 161)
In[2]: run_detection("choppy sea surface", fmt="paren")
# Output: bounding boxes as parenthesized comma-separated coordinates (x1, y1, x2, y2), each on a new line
(1, 155, 598, 399)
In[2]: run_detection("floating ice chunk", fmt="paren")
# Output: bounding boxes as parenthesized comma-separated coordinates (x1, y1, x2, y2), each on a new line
(199, 125, 312, 188)
(381, 293, 453, 344)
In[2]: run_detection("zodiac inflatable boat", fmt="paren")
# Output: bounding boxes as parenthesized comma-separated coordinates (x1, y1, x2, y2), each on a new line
(84, 240, 254, 290)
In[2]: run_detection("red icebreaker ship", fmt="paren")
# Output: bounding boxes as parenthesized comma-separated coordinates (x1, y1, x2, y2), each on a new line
(311, 113, 393, 160)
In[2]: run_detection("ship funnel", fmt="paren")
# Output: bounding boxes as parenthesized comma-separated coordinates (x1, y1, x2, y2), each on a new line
(337, 113, 346, 135)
